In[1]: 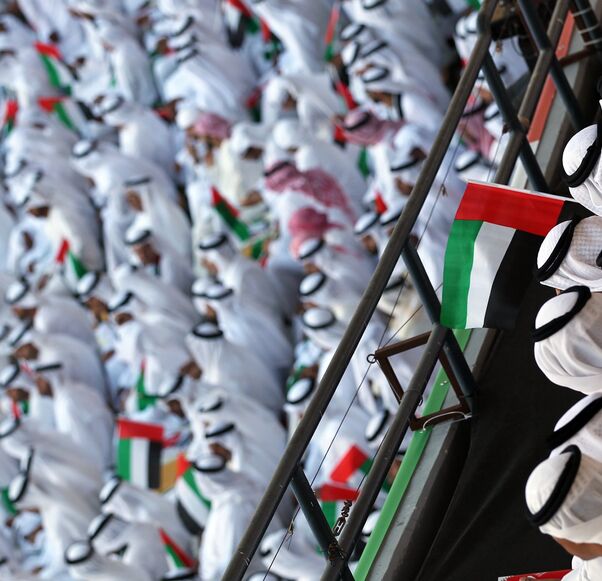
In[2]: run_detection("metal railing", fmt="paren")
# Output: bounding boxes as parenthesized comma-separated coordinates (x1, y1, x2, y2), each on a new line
(223, 1, 594, 579)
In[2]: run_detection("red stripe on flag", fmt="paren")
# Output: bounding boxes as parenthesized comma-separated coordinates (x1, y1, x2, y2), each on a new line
(319, 483, 359, 502)
(211, 187, 240, 218)
(118, 419, 164, 442)
(4, 100, 18, 123)
(455, 182, 565, 237)
(34, 42, 62, 60)
(324, 3, 340, 46)
(335, 80, 357, 110)
(333, 124, 346, 144)
(260, 19, 271, 42)
(176, 453, 192, 478)
(38, 97, 64, 112)
(331, 445, 369, 483)
(55, 239, 70, 264)
(226, 0, 252, 17)
(159, 529, 195, 568)
(245, 87, 262, 110)
(500, 572, 571, 581)
(374, 192, 387, 215)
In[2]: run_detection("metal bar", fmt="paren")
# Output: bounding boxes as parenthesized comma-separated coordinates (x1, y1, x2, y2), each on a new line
(481, 51, 550, 191)
(290, 465, 354, 581)
(518, 0, 587, 129)
(571, 0, 602, 55)
(321, 325, 449, 581)
(402, 244, 477, 412)
(374, 331, 430, 359)
(495, 0, 572, 184)
(220, 2, 497, 576)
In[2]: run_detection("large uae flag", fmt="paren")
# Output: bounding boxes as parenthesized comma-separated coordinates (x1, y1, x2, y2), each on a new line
(117, 419, 163, 490)
(441, 182, 573, 330)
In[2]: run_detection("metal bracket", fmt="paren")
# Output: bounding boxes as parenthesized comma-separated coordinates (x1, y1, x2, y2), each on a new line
(374, 331, 471, 431)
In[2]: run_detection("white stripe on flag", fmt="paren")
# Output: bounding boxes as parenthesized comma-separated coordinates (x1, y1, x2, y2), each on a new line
(176, 478, 210, 527)
(465, 222, 515, 328)
(131, 438, 150, 488)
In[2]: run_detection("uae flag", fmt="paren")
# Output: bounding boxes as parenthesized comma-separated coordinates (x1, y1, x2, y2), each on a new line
(211, 187, 251, 241)
(324, 2, 341, 62)
(441, 182, 573, 330)
(56, 239, 88, 289)
(498, 572, 571, 581)
(331, 445, 373, 485)
(159, 529, 195, 570)
(318, 483, 359, 528)
(34, 42, 73, 94)
(37, 97, 85, 134)
(223, 0, 259, 36)
(175, 457, 212, 535)
(2, 100, 18, 136)
(134, 363, 159, 412)
(117, 419, 163, 490)
(0, 487, 16, 517)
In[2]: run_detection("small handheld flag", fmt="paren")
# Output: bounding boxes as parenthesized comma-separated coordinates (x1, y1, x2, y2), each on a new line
(441, 182, 574, 330)
(34, 42, 73, 95)
(211, 187, 251, 241)
(117, 419, 163, 490)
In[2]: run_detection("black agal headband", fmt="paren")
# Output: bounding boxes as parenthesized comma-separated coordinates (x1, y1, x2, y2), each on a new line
(563, 120, 602, 188)
(535, 218, 581, 282)
(528, 445, 581, 527)
(532, 286, 591, 343)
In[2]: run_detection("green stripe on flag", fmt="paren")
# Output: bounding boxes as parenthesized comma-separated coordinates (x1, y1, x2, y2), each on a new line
(358, 148, 370, 179)
(165, 544, 186, 569)
(54, 102, 76, 132)
(136, 371, 158, 411)
(441, 220, 482, 329)
(39, 55, 63, 91)
(321, 501, 338, 528)
(117, 438, 132, 481)
(68, 250, 87, 278)
(214, 201, 250, 241)
(1, 487, 16, 516)
(182, 469, 211, 510)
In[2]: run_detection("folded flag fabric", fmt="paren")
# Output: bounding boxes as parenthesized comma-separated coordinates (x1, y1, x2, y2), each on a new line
(498, 572, 571, 581)
(117, 419, 163, 490)
(38, 97, 85, 134)
(324, 2, 340, 62)
(318, 483, 359, 528)
(134, 364, 159, 412)
(175, 456, 211, 535)
(34, 42, 73, 94)
(159, 529, 195, 570)
(2, 100, 18, 136)
(56, 239, 88, 289)
(211, 187, 251, 241)
(441, 182, 573, 330)
(331, 445, 373, 485)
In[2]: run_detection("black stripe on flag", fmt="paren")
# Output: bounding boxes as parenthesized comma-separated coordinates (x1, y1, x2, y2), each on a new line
(148, 441, 162, 490)
(483, 230, 542, 329)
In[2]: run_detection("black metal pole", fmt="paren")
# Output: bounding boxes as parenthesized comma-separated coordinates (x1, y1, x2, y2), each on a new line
(496, 0, 572, 185)
(571, 0, 602, 59)
(402, 244, 477, 411)
(321, 325, 449, 581)
(518, 0, 587, 130)
(481, 52, 550, 192)
(290, 466, 355, 581)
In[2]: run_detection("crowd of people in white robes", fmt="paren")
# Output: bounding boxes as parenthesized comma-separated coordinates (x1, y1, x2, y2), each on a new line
(526, 99, 602, 577)
(0, 0, 532, 579)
